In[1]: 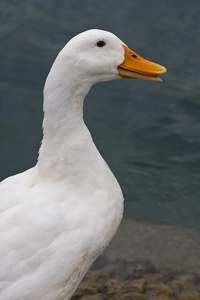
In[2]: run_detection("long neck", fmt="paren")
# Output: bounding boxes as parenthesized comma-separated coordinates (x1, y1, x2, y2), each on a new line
(37, 58, 95, 179)
(42, 68, 91, 141)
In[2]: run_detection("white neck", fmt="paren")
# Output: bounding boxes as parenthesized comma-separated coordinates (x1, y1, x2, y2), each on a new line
(37, 56, 97, 180)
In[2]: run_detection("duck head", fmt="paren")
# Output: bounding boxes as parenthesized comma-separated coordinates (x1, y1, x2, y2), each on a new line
(57, 29, 166, 84)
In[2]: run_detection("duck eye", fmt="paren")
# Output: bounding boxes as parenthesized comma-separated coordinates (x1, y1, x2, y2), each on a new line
(97, 41, 106, 47)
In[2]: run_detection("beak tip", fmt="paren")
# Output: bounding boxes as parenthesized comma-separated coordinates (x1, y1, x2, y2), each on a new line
(160, 66, 167, 74)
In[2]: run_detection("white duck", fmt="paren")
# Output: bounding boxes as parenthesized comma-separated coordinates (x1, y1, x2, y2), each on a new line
(0, 29, 166, 300)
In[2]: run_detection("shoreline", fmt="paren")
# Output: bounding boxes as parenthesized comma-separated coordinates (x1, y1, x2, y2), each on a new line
(72, 219, 200, 299)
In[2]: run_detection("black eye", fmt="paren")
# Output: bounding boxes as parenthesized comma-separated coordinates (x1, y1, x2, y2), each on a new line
(97, 41, 106, 47)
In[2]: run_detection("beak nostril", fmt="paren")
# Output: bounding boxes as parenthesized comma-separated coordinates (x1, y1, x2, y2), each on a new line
(132, 54, 137, 58)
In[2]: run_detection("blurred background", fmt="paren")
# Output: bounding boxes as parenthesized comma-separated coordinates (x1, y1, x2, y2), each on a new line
(0, 0, 200, 231)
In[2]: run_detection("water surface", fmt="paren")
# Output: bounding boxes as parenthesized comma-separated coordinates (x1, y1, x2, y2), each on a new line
(0, 0, 200, 230)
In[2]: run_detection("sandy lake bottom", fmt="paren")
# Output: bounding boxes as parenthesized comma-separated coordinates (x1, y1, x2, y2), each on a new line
(72, 219, 200, 299)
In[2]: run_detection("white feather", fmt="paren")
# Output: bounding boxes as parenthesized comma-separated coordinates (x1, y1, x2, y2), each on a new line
(0, 29, 125, 300)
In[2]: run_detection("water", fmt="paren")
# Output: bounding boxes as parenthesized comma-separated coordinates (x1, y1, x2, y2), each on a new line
(1, 0, 200, 231)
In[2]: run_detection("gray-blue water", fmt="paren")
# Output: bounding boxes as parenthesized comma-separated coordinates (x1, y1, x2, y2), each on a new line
(1, 0, 200, 230)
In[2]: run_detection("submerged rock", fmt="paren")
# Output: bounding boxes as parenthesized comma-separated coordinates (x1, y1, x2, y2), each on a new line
(72, 260, 200, 299)
(72, 220, 200, 299)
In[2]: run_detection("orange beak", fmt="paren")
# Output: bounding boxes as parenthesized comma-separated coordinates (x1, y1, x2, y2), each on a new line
(118, 45, 167, 82)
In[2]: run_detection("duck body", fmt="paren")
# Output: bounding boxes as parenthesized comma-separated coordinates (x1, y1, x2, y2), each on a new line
(1, 149, 123, 300)
(0, 29, 166, 299)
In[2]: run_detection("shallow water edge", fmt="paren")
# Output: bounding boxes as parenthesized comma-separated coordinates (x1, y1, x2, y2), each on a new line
(72, 219, 200, 299)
